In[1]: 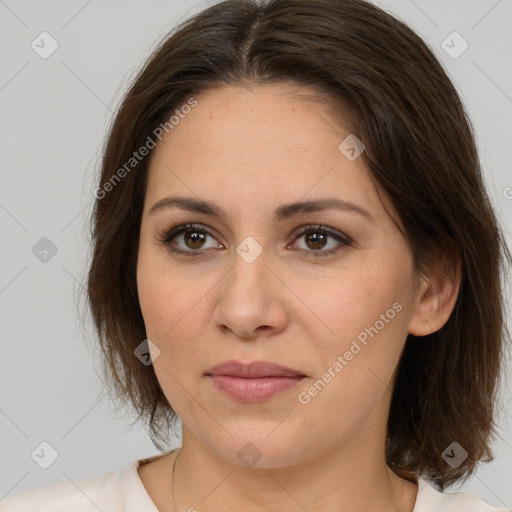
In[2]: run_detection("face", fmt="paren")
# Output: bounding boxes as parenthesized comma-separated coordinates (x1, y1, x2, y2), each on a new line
(136, 82, 421, 468)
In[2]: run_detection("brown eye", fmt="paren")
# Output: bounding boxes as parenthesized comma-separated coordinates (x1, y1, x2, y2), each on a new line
(160, 224, 223, 255)
(304, 231, 328, 250)
(159, 223, 351, 258)
(290, 225, 352, 258)
(183, 230, 208, 249)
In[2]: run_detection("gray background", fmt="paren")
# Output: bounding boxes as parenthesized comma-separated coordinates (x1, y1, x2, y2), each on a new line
(0, 0, 511, 508)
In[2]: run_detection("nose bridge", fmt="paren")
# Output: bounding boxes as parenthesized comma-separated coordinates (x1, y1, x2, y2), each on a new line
(227, 236, 270, 303)
(213, 235, 287, 337)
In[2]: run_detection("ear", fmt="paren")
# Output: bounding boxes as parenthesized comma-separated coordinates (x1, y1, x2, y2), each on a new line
(408, 250, 462, 336)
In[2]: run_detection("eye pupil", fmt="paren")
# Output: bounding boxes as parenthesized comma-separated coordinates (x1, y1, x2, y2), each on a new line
(306, 232, 327, 250)
(185, 230, 206, 249)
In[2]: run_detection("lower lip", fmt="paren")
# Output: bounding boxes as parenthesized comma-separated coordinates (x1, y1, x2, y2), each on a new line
(208, 375, 304, 402)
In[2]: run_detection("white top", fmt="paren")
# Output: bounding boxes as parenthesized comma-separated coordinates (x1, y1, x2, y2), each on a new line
(0, 453, 509, 512)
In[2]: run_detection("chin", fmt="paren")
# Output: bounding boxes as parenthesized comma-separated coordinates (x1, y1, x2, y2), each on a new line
(202, 431, 310, 469)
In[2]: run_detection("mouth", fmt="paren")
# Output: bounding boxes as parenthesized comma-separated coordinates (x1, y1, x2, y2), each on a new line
(205, 359, 307, 378)
(205, 360, 307, 402)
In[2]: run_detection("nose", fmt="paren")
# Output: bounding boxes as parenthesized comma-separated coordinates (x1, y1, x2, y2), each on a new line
(212, 246, 289, 340)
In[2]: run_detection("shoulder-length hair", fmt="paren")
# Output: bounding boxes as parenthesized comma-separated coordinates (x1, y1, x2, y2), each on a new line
(86, 0, 511, 490)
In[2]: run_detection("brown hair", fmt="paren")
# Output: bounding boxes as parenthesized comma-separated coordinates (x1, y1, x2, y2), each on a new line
(86, 0, 511, 490)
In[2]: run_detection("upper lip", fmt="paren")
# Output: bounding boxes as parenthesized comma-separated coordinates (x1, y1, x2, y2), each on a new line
(206, 360, 306, 378)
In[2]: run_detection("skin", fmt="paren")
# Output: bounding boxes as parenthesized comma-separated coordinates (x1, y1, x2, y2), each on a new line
(136, 82, 461, 512)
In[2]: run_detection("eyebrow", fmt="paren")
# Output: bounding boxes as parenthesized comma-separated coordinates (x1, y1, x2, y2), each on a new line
(148, 196, 375, 223)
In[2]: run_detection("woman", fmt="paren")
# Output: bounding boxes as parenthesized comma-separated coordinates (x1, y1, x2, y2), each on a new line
(2, 0, 510, 510)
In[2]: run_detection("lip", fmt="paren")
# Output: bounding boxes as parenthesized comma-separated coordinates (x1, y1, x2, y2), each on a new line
(205, 360, 307, 402)
(206, 359, 306, 378)
(208, 375, 304, 402)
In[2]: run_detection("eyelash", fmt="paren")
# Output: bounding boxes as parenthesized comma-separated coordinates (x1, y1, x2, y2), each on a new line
(157, 223, 353, 259)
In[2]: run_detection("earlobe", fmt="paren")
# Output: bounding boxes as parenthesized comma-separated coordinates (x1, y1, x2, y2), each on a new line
(408, 258, 462, 337)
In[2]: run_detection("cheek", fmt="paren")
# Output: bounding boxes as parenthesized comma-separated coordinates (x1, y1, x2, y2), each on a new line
(296, 266, 403, 343)
(136, 250, 207, 409)
(334, 249, 412, 344)
(295, 265, 410, 397)
(137, 241, 203, 332)
(136, 246, 222, 394)
(294, 278, 407, 435)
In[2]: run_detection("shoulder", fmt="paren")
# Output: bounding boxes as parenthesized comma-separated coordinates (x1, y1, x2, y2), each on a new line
(0, 467, 123, 512)
(415, 477, 510, 512)
(0, 454, 171, 512)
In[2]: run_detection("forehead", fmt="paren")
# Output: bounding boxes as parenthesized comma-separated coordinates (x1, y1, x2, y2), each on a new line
(152, 82, 353, 159)
(144, 83, 387, 222)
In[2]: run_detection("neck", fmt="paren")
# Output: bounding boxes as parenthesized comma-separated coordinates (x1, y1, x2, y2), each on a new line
(172, 427, 418, 512)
